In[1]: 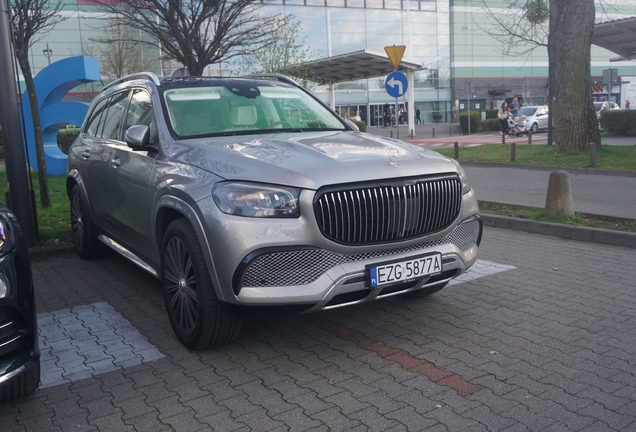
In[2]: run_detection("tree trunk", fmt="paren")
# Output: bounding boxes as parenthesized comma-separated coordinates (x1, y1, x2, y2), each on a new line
(16, 51, 51, 209)
(548, 0, 600, 151)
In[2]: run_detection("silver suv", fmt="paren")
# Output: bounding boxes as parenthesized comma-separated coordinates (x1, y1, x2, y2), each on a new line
(67, 73, 482, 349)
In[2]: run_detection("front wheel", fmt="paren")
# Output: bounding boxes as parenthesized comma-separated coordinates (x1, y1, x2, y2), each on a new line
(531, 123, 539, 134)
(161, 218, 242, 350)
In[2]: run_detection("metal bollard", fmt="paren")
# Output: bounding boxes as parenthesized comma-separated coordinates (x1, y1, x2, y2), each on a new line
(502, 133, 505, 144)
(528, 130, 532, 144)
(432, 127, 435, 138)
(450, 126, 452, 136)
(390, 130, 393, 138)
(510, 142, 516, 162)
(410, 129, 414, 139)
(454, 141, 459, 160)
(590, 142, 596, 167)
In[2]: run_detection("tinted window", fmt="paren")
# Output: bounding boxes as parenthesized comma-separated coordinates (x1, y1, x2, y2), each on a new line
(101, 91, 130, 140)
(84, 97, 110, 137)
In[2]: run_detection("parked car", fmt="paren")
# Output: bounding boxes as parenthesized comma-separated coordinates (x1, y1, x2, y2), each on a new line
(594, 101, 620, 119)
(67, 73, 482, 350)
(517, 105, 549, 133)
(0, 203, 40, 401)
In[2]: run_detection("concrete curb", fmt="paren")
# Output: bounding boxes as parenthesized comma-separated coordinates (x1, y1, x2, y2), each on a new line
(458, 161, 636, 178)
(481, 214, 636, 250)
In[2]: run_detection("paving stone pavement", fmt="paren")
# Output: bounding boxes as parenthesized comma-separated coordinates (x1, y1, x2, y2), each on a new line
(2, 226, 636, 431)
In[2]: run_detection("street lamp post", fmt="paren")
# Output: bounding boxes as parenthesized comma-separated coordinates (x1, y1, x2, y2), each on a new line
(43, 43, 52, 65)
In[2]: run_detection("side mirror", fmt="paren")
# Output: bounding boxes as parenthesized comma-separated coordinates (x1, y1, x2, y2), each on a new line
(125, 125, 151, 150)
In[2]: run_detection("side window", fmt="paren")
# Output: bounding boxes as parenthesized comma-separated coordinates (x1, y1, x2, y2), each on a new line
(101, 91, 130, 140)
(84, 97, 110, 137)
(124, 90, 154, 131)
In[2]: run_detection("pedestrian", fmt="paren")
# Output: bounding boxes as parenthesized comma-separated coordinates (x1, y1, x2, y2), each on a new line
(398, 106, 406, 124)
(352, 110, 361, 122)
(415, 107, 422, 124)
(509, 97, 520, 117)
(626, 100, 631, 110)
(498, 101, 509, 135)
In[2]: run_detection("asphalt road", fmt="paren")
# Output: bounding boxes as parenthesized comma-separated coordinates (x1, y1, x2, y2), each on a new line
(464, 165, 636, 219)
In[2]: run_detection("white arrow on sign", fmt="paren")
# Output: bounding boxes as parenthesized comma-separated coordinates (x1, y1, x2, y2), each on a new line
(387, 77, 403, 95)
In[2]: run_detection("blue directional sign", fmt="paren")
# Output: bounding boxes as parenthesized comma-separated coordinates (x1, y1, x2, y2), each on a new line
(385, 71, 408, 98)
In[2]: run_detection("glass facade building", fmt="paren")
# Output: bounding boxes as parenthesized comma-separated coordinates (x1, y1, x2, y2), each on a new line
(20, 1, 636, 121)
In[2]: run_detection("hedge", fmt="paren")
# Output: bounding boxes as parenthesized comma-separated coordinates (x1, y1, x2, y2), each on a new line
(600, 110, 636, 136)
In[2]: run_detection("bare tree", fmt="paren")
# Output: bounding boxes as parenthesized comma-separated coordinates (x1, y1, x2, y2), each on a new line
(479, 0, 602, 151)
(96, 0, 282, 77)
(10, 0, 67, 208)
(241, 15, 317, 82)
(91, 20, 159, 79)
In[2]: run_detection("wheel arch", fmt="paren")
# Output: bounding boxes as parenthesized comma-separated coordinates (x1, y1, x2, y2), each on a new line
(155, 195, 226, 301)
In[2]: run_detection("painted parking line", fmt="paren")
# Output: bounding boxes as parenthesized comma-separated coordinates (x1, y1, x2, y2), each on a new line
(304, 259, 516, 397)
(38, 302, 164, 389)
(449, 259, 516, 286)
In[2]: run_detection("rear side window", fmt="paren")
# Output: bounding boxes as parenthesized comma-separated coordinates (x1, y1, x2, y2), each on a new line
(101, 91, 130, 140)
(84, 97, 109, 137)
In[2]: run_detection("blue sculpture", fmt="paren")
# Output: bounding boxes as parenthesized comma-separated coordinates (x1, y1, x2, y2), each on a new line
(21, 56, 100, 176)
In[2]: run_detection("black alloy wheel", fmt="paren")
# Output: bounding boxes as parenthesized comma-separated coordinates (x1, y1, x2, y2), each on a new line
(161, 218, 242, 350)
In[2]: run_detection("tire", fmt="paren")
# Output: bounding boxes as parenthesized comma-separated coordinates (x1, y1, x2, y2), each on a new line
(401, 282, 448, 299)
(70, 184, 101, 259)
(161, 218, 242, 350)
(0, 358, 40, 402)
(531, 123, 539, 134)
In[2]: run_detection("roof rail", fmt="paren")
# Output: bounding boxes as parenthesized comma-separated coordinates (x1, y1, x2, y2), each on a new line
(102, 72, 161, 91)
(240, 74, 301, 87)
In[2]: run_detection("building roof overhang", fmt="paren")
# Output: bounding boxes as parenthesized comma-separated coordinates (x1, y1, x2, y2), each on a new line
(299, 49, 425, 84)
(593, 17, 636, 60)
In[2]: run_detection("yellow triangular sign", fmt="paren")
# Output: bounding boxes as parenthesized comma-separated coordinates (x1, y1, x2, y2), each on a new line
(384, 45, 406, 70)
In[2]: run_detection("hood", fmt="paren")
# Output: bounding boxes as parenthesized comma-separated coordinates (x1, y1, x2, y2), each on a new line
(167, 131, 458, 190)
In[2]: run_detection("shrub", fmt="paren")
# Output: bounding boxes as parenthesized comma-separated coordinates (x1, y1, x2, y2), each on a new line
(57, 127, 80, 154)
(459, 111, 484, 134)
(600, 110, 636, 136)
(484, 109, 499, 120)
(480, 118, 501, 132)
(352, 120, 367, 132)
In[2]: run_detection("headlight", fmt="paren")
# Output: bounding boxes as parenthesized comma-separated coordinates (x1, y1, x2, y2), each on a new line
(452, 161, 472, 194)
(212, 182, 300, 218)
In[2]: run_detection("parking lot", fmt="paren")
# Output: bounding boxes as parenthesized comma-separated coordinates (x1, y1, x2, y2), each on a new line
(3, 226, 636, 431)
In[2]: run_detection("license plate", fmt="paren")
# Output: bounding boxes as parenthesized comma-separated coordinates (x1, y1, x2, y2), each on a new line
(367, 253, 442, 289)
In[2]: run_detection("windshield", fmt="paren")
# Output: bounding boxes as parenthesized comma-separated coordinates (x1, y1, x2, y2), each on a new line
(593, 102, 604, 111)
(518, 107, 537, 116)
(162, 82, 346, 137)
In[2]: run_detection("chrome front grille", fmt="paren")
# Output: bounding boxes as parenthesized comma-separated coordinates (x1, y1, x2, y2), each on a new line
(314, 176, 462, 245)
(239, 218, 481, 288)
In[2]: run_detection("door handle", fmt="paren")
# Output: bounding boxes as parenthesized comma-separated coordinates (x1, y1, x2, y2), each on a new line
(111, 157, 121, 168)
(82, 150, 90, 158)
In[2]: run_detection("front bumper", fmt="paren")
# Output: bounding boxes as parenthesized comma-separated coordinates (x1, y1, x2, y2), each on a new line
(231, 215, 481, 310)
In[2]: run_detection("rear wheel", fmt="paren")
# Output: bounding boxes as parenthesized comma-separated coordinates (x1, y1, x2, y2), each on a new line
(531, 122, 539, 134)
(70, 184, 101, 259)
(161, 218, 242, 350)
